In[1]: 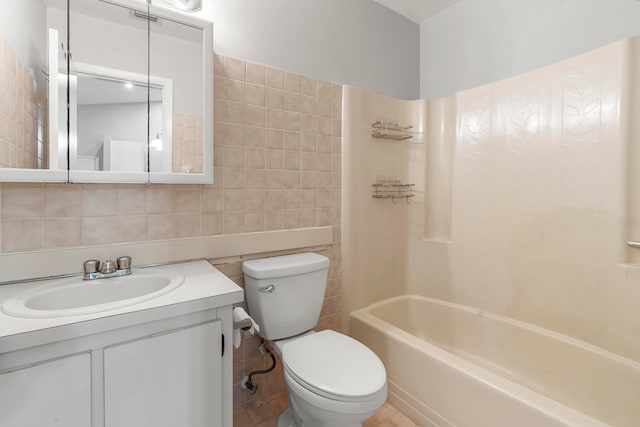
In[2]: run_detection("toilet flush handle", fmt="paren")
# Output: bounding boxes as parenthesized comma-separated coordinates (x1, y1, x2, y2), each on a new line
(259, 284, 275, 293)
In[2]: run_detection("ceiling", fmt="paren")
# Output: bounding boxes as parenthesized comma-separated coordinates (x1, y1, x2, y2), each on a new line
(372, 0, 461, 24)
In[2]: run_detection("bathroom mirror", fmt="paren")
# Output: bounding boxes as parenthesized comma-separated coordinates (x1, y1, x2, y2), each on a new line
(0, 0, 213, 184)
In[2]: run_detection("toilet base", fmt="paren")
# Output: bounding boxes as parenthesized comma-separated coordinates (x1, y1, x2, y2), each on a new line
(277, 409, 296, 427)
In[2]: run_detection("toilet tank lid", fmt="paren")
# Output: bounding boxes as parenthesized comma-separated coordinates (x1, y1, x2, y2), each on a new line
(242, 253, 330, 279)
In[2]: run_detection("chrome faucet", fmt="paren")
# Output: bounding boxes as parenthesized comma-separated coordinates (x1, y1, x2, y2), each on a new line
(83, 256, 132, 280)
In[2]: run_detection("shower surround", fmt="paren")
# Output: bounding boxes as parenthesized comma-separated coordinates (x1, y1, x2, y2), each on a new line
(343, 37, 640, 425)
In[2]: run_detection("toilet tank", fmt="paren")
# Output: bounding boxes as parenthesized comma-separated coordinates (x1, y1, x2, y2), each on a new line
(243, 253, 330, 340)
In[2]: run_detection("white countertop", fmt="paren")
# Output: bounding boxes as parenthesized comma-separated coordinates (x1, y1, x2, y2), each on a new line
(0, 260, 244, 354)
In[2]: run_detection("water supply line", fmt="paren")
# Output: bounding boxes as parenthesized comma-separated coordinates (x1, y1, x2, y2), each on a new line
(241, 339, 277, 395)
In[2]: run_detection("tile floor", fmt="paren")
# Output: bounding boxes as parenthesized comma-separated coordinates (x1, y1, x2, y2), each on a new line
(233, 392, 418, 427)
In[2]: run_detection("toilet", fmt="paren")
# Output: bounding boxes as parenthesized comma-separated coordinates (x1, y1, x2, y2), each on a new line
(243, 252, 387, 427)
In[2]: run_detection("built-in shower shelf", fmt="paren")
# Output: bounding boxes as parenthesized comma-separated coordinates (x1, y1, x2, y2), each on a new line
(371, 121, 414, 140)
(372, 180, 415, 201)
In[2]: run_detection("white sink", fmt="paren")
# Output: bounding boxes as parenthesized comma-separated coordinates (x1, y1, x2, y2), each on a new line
(1, 270, 185, 318)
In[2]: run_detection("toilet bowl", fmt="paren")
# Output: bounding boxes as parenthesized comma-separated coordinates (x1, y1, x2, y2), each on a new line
(243, 253, 387, 427)
(275, 330, 387, 427)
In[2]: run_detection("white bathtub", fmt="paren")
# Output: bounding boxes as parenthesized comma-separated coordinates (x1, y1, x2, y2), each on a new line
(350, 295, 640, 427)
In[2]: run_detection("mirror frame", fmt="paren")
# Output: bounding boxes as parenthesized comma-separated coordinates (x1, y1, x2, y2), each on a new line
(0, 0, 213, 184)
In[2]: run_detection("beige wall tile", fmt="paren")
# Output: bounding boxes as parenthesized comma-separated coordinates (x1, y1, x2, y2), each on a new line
(301, 95, 318, 115)
(284, 151, 300, 171)
(245, 169, 265, 189)
(283, 171, 300, 190)
(300, 115, 318, 134)
(224, 57, 246, 81)
(213, 54, 224, 77)
(246, 190, 265, 211)
(246, 105, 265, 127)
(301, 133, 316, 152)
(284, 112, 300, 132)
(174, 189, 200, 213)
(2, 184, 43, 219)
(201, 212, 222, 236)
(147, 185, 174, 214)
(316, 191, 332, 208)
(116, 215, 147, 243)
(44, 185, 81, 218)
(82, 217, 116, 246)
(175, 213, 201, 238)
(224, 168, 246, 189)
(266, 68, 283, 89)
(201, 189, 223, 213)
(2, 219, 43, 252)
(225, 101, 245, 124)
(300, 171, 317, 190)
(266, 109, 284, 129)
(224, 190, 245, 211)
(300, 152, 316, 171)
(116, 187, 146, 216)
(246, 84, 266, 106)
(266, 129, 284, 149)
(224, 212, 245, 234)
(284, 132, 300, 151)
(285, 92, 301, 112)
(266, 149, 284, 169)
(83, 184, 116, 217)
(266, 170, 284, 189)
(300, 209, 316, 228)
(44, 218, 81, 249)
(224, 145, 246, 168)
(221, 123, 245, 146)
(265, 191, 284, 210)
(147, 214, 174, 240)
(301, 77, 317, 97)
(225, 78, 245, 102)
(245, 211, 265, 232)
(300, 191, 315, 209)
(246, 127, 265, 147)
(317, 153, 332, 172)
(265, 88, 284, 109)
(317, 172, 331, 190)
(284, 210, 300, 229)
(246, 63, 266, 86)
(246, 147, 265, 169)
(284, 72, 301, 93)
(284, 191, 300, 209)
(265, 210, 284, 231)
(318, 117, 332, 135)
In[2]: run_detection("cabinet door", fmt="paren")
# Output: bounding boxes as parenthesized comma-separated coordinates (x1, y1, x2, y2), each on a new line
(0, 353, 92, 427)
(104, 320, 222, 427)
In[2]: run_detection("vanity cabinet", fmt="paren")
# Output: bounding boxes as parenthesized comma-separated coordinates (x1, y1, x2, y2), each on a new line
(104, 320, 222, 427)
(0, 353, 92, 426)
(0, 260, 241, 427)
(0, 308, 233, 427)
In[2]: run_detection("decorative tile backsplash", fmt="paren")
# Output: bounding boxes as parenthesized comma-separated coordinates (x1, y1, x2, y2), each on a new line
(0, 35, 47, 169)
(0, 54, 343, 254)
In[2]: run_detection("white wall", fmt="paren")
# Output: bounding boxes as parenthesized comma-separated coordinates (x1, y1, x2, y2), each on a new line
(209, 0, 420, 100)
(0, 0, 47, 90)
(77, 102, 162, 159)
(420, 0, 640, 98)
(48, 6, 203, 115)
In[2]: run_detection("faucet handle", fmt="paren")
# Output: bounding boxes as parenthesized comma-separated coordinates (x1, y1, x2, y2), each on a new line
(117, 256, 131, 271)
(83, 259, 100, 274)
(100, 260, 117, 274)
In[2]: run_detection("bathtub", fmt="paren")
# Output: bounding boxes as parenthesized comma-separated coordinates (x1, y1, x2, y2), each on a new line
(350, 295, 640, 427)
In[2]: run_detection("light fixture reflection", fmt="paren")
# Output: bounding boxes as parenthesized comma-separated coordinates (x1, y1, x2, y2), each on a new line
(150, 133, 163, 151)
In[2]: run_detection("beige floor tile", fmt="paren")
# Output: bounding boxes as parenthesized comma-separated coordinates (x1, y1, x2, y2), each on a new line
(238, 397, 413, 427)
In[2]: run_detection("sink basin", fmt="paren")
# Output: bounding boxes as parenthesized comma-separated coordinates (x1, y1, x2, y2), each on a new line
(1, 270, 185, 318)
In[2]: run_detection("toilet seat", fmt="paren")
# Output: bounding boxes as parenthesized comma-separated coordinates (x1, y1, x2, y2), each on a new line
(281, 330, 387, 402)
